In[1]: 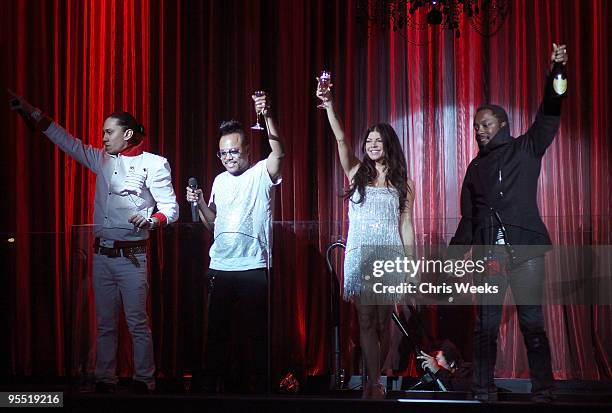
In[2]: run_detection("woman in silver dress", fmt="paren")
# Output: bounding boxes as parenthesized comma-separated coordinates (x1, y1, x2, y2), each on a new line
(317, 83, 415, 399)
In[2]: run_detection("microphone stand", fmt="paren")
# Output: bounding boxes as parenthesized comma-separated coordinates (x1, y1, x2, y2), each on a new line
(261, 114, 273, 396)
(325, 241, 345, 390)
(391, 312, 447, 392)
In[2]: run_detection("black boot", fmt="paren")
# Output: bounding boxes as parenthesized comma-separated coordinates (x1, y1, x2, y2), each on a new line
(94, 381, 116, 394)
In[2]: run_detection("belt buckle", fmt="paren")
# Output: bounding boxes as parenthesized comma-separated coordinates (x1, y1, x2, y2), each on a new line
(105, 247, 120, 258)
(98, 246, 120, 258)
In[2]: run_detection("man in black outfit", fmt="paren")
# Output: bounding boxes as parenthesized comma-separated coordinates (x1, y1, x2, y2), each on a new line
(450, 44, 568, 403)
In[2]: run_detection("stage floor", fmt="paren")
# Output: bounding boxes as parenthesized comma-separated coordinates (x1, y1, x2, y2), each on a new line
(2, 379, 611, 412)
(63, 391, 612, 413)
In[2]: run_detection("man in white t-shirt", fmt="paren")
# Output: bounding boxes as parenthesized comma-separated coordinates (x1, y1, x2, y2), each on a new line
(186, 93, 283, 392)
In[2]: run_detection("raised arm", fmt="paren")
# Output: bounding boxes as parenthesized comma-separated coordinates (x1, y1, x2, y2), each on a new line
(8, 89, 102, 172)
(519, 44, 568, 156)
(253, 93, 284, 183)
(316, 83, 360, 180)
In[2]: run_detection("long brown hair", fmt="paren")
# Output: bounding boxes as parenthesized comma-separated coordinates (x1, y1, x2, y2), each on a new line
(346, 123, 410, 212)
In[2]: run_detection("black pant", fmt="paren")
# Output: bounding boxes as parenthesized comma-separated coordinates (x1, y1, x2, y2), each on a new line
(205, 268, 268, 383)
(473, 255, 554, 394)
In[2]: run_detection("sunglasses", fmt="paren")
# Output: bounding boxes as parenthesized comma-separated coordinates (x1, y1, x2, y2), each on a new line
(216, 148, 242, 159)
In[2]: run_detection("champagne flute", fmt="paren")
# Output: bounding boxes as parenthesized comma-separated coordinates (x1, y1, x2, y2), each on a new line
(316, 70, 331, 109)
(251, 90, 266, 130)
(128, 199, 143, 234)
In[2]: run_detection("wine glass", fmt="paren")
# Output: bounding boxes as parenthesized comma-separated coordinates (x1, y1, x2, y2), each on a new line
(316, 70, 331, 109)
(251, 90, 266, 130)
(128, 200, 143, 234)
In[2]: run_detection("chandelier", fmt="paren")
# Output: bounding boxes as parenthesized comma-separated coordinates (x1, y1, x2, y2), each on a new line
(356, 0, 510, 40)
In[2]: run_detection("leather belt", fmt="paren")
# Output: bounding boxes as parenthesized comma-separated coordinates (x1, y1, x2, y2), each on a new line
(93, 238, 147, 267)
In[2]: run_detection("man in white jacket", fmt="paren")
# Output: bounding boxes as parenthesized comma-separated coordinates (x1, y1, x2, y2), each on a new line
(9, 91, 179, 394)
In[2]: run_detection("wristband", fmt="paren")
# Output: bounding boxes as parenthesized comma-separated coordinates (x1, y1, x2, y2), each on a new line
(30, 109, 43, 122)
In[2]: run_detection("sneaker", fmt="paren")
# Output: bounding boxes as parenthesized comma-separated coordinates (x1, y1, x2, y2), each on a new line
(132, 380, 152, 395)
(473, 391, 498, 402)
(531, 389, 556, 404)
(198, 375, 220, 394)
(94, 381, 117, 394)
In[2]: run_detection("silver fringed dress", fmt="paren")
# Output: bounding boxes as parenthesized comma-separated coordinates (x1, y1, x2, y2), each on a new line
(343, 186, 406, 301)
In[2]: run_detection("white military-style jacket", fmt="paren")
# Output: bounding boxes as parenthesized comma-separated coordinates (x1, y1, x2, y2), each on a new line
(43, 122, 179, 243)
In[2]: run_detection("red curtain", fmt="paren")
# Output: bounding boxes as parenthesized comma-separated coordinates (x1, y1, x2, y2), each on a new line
(2, 0, 610, 381)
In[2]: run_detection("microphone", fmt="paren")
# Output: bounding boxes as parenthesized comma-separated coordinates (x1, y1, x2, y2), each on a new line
(188, 177, 199, 223)
(411, 372, 434, 389)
